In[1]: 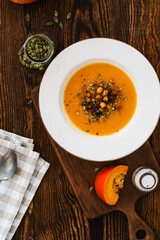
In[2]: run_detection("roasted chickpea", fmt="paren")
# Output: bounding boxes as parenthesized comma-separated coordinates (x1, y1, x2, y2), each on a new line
(103, 96, 108, 102)
(96, 94, 101, 99)
(102, 90, 108, 96)
(85, 93, 91, 97)
(100, 102, 106, 108)
(107, 104, 111, 110)
(99, 108, 103, 112)
(91, 98, 95, 102)
(97, 87, 103, 94)
(86, 97, 90, 102)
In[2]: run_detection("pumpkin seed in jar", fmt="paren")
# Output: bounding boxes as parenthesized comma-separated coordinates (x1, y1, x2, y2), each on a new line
(26, 37, 50, 61)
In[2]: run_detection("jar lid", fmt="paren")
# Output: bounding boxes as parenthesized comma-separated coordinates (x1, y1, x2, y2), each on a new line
(140, 173, 156, 189)
(132, 167, 158, 192)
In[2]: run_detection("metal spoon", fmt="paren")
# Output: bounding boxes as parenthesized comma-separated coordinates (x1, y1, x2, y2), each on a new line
(0, 150, 17, 180)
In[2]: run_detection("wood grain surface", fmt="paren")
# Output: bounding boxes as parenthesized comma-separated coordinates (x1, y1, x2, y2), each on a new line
(31, 86, 159, 240)
(0, 0, 160, 240)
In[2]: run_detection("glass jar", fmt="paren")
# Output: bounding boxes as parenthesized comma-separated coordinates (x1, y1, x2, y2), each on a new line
(19, 34, 55, 71)
(132, 166, 158, 192)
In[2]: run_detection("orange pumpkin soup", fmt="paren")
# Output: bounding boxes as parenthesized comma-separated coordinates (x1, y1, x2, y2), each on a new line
(64, 63, 137, 136)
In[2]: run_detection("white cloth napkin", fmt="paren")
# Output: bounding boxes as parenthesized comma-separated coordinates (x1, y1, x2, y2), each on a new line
(0, 129, 50, 240)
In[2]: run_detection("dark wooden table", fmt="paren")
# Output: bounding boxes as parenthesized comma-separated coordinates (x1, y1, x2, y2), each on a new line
(0, 0, 160, 239)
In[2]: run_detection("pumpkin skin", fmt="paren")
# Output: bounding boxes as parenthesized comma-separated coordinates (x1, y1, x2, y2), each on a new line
(10, 0, 37, 4)
(95, 165, 128, 205)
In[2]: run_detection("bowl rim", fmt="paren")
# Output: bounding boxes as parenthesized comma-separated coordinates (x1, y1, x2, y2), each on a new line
(39, 38, 160, 161)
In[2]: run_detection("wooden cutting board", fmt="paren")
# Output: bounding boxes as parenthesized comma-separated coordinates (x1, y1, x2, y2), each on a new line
(31, 86, 160, 240)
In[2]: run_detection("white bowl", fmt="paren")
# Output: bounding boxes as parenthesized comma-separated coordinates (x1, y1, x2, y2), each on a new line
(39, 38, 160, 161)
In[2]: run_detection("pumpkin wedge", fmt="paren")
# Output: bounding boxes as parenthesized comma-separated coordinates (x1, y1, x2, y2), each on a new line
(10, 0, 37, 4)
(95, 165, 128, 205)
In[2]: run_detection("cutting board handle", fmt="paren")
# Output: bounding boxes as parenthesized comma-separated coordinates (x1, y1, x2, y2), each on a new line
(127, 208, 154, 240)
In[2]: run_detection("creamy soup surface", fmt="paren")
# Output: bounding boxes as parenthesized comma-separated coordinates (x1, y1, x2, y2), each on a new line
(64, 63, 137, 136)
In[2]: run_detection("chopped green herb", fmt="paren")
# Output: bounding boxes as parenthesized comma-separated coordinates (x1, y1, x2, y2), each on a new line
(97, 73, 101, 77)
(79, 78, 127, 123)
(104, 83, 109, 89)
(89, 186, 94, 193)
(77, 93, 80, 97)
(59, 22, 64, 29)
(46, 22, 54, 26)
(82, 101, 87, 105)
(54, 10, 58, 17)
(67, 12, 72, 20)
(120, 94, 124, 100)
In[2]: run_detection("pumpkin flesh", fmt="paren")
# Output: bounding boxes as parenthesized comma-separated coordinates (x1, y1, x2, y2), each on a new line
(10, 0, 37, 4)
(95, 165, 128, 205)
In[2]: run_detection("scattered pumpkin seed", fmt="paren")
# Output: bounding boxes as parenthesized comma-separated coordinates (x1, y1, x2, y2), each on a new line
(54, 10, 58, 17)
(46, 21, 54, 26)
(95, 168, 100, 172)
(89, 186, 94, 193)
(67, 12, 71, 19)
(59, 22, 64, 29)
(53, 17, 59, 23)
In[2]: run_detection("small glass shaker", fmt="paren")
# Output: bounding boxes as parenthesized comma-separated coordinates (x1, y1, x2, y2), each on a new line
(132, 166, 158, 192)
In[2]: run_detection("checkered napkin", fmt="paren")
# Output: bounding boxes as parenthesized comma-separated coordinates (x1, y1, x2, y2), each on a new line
(0, 129, 50, 240)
